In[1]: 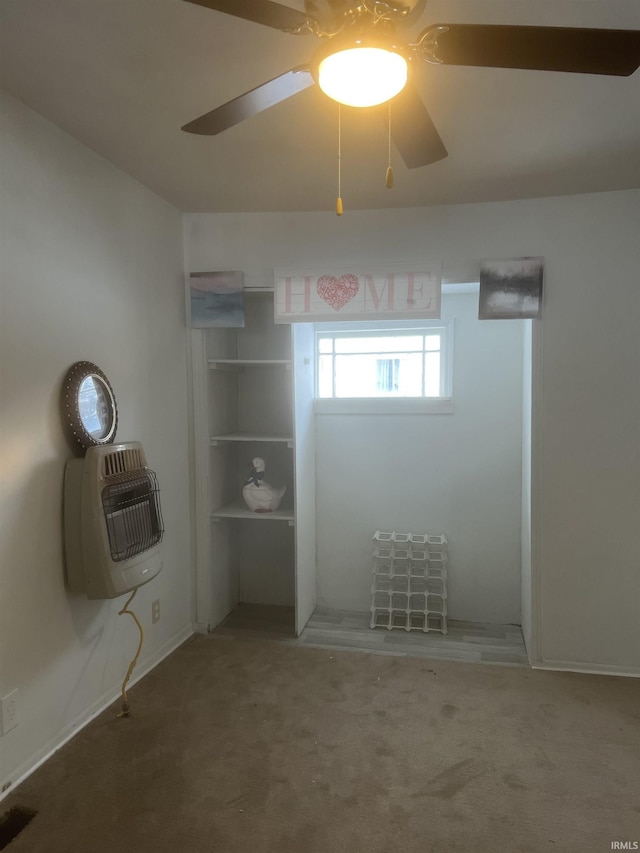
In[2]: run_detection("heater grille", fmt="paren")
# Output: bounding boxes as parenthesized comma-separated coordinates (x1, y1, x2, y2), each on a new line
(101, 470, 163, 562)
(102, 447, 144, 477)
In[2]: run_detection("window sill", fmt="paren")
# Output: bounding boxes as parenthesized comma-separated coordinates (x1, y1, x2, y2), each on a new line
(314, 397, 454, 416)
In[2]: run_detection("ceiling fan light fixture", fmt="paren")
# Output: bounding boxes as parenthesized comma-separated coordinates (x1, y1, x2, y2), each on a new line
(317, 43, 408, 108)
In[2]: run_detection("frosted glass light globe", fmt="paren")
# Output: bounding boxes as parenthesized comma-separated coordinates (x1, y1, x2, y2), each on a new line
(318, 47, 408, 108)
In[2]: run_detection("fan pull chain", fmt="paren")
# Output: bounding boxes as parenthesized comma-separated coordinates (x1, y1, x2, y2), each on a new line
(386, 100, 394, 189)
(336, 104, 344, 216)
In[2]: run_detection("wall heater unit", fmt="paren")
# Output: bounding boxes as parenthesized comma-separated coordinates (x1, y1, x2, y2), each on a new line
(64, 442, 164, 599)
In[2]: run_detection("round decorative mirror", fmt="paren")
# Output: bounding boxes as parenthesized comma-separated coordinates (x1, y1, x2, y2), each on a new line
(62, 361, 118, 452)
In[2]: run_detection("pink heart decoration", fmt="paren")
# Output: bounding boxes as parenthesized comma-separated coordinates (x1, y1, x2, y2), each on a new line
(316, 274, 360, 311)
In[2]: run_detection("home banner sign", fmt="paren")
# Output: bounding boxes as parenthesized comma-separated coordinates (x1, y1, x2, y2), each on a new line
(274, 266, 442, 323)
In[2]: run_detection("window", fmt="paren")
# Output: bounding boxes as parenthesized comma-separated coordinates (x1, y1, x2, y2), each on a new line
(376, 358, 400, 393)
(316, 322, 452, 400)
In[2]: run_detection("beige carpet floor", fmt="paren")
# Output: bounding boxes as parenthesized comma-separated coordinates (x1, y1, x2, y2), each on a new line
(3, 634, 639, 853)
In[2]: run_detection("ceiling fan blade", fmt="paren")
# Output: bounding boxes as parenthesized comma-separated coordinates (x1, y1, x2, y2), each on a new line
(182, 67, 315, 135)
(421, 24, 640, 76)
(382, 81, 447, 169)
(183, 0, 317, 32)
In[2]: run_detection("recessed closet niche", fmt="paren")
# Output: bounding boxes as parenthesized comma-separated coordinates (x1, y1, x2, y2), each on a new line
(194, 287, 316, 635)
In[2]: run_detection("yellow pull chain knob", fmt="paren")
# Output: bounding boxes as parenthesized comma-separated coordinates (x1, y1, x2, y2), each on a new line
(385, 166, 394, 189)
(336, 196, 344, 216)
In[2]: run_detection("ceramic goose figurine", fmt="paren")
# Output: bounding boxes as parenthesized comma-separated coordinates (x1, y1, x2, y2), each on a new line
(242, 457, 286, 513)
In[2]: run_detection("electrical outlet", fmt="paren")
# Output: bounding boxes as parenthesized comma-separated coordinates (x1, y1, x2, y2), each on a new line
(151, 599, 160, 624)
(1, 690, 20, 735)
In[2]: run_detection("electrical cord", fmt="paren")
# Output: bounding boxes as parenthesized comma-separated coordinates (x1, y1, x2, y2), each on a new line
(116, 588, 144, 718)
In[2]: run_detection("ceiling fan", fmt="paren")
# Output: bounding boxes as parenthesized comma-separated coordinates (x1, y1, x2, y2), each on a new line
(181, 0, 640, 169)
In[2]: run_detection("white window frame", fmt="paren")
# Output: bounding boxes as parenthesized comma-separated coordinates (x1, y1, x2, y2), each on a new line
(314, 319, 454, 415)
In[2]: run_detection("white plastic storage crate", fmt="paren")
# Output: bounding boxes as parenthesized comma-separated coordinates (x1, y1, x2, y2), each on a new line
(371, 531, 448, 633)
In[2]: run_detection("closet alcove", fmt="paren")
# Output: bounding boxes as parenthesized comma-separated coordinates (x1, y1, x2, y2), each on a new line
(191, 287, 316, 635)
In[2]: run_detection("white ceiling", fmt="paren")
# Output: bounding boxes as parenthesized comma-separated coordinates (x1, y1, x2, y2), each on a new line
(1, 0, 639, 213)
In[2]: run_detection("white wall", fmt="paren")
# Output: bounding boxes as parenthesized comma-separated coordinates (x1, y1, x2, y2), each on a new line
(521, 322, 534, 658)
(185, 188, 640, 674)
(315, 292, 524, 622)
(0, 93, 192, 793)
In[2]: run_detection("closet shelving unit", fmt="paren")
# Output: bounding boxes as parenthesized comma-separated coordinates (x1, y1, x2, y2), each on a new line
(191, 285, 316, 636)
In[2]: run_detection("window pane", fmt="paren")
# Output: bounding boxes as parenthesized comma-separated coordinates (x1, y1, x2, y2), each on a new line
(335, 353, 423, 397)
(395, 353, 423, 396)
(317, 355, 334, 397)
(316, 324, 449, 400)
(334, 355, 377, 397)
(335, 335, 423, 354)
(424, 352, 441, 396)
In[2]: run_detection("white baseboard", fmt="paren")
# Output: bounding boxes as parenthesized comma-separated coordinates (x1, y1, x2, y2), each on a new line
(532, 659, 640, 678)
(0, 624, 194, 802)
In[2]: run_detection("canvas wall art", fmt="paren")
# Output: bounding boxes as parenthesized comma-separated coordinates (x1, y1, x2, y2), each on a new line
(478, 257, 544, 320)
(190, 271, 244, 328)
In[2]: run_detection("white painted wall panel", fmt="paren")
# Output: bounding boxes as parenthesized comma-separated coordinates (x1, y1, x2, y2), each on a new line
(292, 323, 317, 634)
(0, 93, 192, 791)
(521, 322, 534, 658)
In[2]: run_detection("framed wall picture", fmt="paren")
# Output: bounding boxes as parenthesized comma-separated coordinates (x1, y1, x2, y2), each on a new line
(274, 266, 442, 323)
(479, 257, 544, 320)
(190, 271, 244, 328)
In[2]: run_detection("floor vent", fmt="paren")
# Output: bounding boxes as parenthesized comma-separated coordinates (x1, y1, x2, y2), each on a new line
(0, 806, 37, 850)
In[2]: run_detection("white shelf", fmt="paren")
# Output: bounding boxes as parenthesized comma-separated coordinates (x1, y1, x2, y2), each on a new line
(210, 432, 293, 446)
(211, 501, 295, 524)
(208, 359, 291, 370)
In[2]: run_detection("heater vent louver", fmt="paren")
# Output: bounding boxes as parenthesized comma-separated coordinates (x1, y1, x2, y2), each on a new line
(102, 447, 144, 477)
(101, 470, 164, 562)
